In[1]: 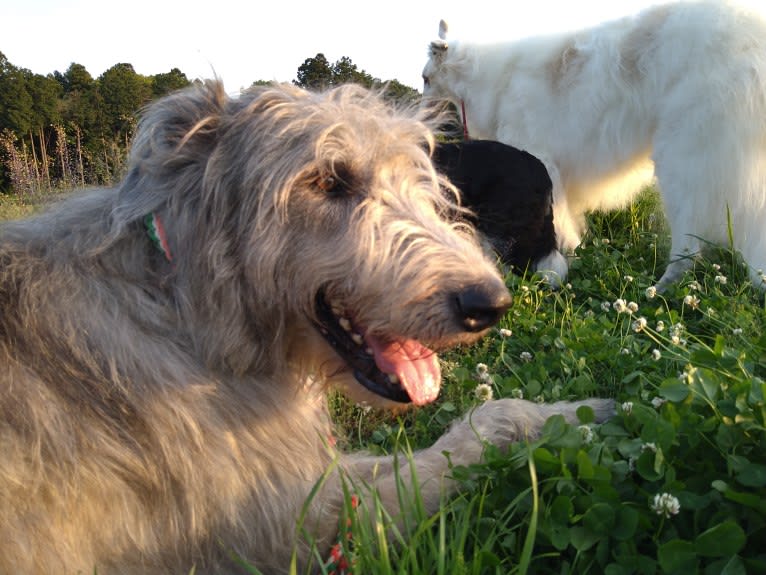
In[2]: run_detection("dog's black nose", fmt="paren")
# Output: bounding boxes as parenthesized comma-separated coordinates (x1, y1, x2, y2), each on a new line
(454, 284, 512, 332)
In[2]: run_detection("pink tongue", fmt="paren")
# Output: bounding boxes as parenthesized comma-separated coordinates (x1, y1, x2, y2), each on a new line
(365, 336, 441, 406)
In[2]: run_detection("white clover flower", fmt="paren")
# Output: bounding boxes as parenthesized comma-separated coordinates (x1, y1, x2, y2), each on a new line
(651, 396, 667, 409)
(621, 401, 634, 415)
(534, 394, 545, 404)
(520, 351, 533, 362)
(578, 425, 594, 444)
(645, 286, 657, 299)
(601, 301, 612, 312)
(521, 285, 530, 293)
(499, 328, 512, 337)
(632, 317, 648, 332)
(613, 298, 628, 313)
(714, 275, 728, 285)
(641, 442, 657, 453)
(651, 493, 681, 518)
(511, 388, 524, 399)
(713, 263, 721, 271)
(651, 349, 662, 361)
(601, 238, 610, 245)
(627, 301, 639, 314)
(733, 328, 743, 336)
(475, 362, 493, 384)
(624, 275, 634, 283)
(474, 383, 494, 402)
(683, 294, 700, 309)
(688, 280, 701, 291)
(656, 320, 665, 332)
(620, 347, 631, 355)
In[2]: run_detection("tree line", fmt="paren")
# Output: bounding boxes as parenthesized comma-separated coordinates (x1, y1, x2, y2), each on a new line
(0, 51, 420, 195)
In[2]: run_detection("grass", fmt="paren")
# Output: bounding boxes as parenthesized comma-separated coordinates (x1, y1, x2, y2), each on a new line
(319, 187, 766, 575)
(3, 187, 764, 573)
(0, 192, 42, 220)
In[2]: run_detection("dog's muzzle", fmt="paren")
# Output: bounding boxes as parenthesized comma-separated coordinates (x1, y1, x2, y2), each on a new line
(312, 283, 511, 405)
(313, 291, 413, 403)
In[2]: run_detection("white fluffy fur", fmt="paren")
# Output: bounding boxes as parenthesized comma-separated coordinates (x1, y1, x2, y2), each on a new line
(422, 0, 766, 289)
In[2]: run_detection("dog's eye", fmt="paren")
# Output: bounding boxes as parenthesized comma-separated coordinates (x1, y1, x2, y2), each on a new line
(316, 173, 350, 198)
(318, 175, 337, 192)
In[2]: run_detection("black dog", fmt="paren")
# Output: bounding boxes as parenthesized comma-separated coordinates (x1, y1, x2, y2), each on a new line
(433, 139, 565, 283)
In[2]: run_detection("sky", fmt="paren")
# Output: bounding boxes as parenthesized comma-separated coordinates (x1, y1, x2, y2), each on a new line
(4, 0, 671, 93)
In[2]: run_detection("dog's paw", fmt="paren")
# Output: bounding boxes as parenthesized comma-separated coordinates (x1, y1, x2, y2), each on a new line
(531, 398, 616, 429)
(569, 398, 616, 423)
(654, 258, 696, 293)
(534, 249, 569, 288)
(459, 397, 613, 446)
(442, 397, 616, 453)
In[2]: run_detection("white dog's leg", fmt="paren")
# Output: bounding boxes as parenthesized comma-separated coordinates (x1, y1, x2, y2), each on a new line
(652, 206, 699, 291)
(546, 164, 583, 256)
(654, 251, 697, 292)
(652, 138, 703, 291)
(534, 249, 569, 288)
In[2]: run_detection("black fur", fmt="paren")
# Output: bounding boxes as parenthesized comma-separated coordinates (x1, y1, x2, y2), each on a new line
(433, 139, 557, 275)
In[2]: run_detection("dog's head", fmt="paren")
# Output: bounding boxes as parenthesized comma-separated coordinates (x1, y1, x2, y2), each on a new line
(421, 19, 467, 106)
(114, 81, 510, 408)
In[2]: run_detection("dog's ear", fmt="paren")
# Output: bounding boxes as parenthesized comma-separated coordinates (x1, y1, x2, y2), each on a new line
(438, 19, 449, 41)
(113, 81, 228, 227)
(429, 21, 449, 57)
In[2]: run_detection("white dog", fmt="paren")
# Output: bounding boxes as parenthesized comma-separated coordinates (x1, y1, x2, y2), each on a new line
(422, 1, 766, 290)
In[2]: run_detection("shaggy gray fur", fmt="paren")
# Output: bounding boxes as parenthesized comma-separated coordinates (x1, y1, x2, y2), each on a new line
(0, 80, 613, 574)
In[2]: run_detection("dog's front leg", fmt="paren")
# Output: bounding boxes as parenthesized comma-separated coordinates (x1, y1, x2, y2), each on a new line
(342, 398, 615, 525)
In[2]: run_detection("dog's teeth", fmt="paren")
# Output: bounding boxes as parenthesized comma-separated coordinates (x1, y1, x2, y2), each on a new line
(339, 317, 351, 331)
(387, 373, 399, 384)
(351, 333, 363, 345)
(331, 305, 343, 316)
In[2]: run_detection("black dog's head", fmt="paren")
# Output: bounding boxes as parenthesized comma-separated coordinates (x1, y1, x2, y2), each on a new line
(433, 139, 556, 274)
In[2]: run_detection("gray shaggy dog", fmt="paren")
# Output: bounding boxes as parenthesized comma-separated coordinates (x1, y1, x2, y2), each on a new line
(0, 80, 613, 574)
